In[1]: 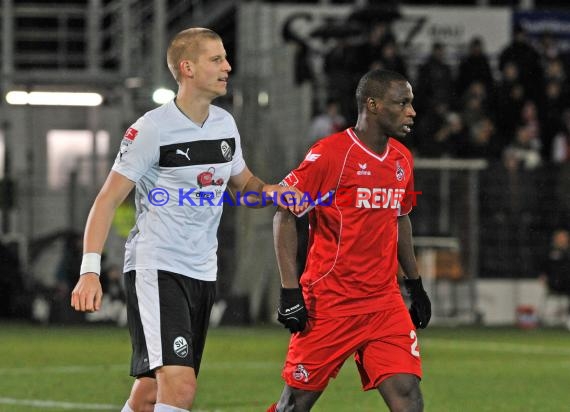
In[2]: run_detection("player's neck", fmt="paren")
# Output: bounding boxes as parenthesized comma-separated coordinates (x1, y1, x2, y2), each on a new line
(175, 90, 211, 126)
(352, 124, 388, 154)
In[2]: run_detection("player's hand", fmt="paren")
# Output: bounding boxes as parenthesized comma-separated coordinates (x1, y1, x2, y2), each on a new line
(70, 273, 103, 312)
(277, 287, 308, 333)
(264, 184, 307, 215)
(404, 277, 431, 329)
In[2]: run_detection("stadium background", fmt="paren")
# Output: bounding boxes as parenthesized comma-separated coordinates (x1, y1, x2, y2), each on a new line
(0, 1, 570, 410)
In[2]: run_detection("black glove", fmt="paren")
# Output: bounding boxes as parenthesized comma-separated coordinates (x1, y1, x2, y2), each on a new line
(277, 287, 308, 333)
(404, 277, 431, 329)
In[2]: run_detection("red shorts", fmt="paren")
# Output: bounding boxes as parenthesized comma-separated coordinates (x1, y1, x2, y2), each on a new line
(281, 303, 422, 391)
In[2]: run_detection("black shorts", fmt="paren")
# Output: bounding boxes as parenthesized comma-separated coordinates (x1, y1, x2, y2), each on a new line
(124, 269, 216, 378)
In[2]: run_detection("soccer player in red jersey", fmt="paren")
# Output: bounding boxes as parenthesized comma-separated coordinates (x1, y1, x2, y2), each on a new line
(268, 69, 431, 412)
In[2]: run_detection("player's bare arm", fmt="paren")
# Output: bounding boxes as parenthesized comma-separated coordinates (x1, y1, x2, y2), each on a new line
(397, 214, 419, 279)
(228, 166, 304, 212)
(226, 166, 263, 206)
(398, 214, 431, 328)
(70, 171, 134, 312)
(273, 208, 299, 288)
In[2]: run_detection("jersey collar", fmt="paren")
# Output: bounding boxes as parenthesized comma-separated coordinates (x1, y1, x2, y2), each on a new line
(172, 99, 210, 128)
(346, 128, 390, 162)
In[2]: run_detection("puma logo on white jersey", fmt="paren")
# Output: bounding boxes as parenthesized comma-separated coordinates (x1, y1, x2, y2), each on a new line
(176, 148, 191, 161)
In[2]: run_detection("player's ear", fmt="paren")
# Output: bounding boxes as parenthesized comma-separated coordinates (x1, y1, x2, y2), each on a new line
(180, 60, 194, 79)
(367, 97, 379, 114)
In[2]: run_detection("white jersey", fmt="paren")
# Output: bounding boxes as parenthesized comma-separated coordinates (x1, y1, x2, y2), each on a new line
(112, 100, 246, 281)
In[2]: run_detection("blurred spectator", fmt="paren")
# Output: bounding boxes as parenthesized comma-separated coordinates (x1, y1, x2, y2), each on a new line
(282, 15, 314, 85)
(458, 116, 503, 160)
(460, 81, 491, 133)
(364, 21, 397, 69)
(416, 103, 463, 157)
(414, 42, 454, 115)
(555, 142, 570, 228)
(543, 80, 568, 158)
(369, 38, 408, 78)
(552, 108, 570, 164)
(324, 39, 361, 123)
(435, 111, 466, 157)
(504, 124, 542, 170)
(293, 41, 314, 86)
(519, 100, 542, 144)
(494, 61, 527, 139)
(480, 148, 539, 277)
(456, 37, 495, 99)
(544, 56, 566, 84)
(539, 228, 570, 299)
(537, 31, 563, 66)
(307, 98, 347, 145)
(499, 25, 544, 104)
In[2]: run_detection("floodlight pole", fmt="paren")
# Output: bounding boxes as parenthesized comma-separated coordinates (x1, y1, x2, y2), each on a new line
(153, 0, 167, 92)
(87, 0, 103, 74)
(1, 0, 14, 234)
(88, 106, 100, 196)
(2, 0, 14, 82)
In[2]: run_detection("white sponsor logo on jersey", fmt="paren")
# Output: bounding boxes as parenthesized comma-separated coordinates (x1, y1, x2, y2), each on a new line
(176, 148, 191, 161)
(304, 150, 321, 162)
(357, 163, 371, 176)
(356, 187, 405, 209)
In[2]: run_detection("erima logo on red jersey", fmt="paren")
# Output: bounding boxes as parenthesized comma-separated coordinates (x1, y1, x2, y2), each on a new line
(124, 127, 138, 141)
(357, 163, 371, 176)
(355, 187, 405, 209)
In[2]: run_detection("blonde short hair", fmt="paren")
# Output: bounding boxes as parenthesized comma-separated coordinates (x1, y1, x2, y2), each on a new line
(167, 27, 222, 83)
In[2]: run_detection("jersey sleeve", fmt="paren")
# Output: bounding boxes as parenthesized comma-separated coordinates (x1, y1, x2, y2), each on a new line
(229, 118, 246, 176)
(399, 154, 415, 216)
(281, 140, 337, 216)
(111, 115, 160, 183)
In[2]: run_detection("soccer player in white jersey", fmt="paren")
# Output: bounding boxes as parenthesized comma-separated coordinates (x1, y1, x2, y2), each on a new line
(268, 70, 431, 411)
(71, 28, 302, 412)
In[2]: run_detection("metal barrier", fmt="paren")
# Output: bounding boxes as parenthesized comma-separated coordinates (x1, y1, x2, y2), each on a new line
(413, 158, 487, 324)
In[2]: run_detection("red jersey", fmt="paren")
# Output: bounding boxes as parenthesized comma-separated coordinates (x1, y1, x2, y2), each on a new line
(282, 128, 415, 318)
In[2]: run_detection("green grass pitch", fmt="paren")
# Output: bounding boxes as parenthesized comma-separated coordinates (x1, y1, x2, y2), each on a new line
(0, 323, 569, 411)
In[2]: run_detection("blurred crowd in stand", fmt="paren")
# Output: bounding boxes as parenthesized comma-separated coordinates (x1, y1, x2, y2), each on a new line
(306, 21, 570, 280)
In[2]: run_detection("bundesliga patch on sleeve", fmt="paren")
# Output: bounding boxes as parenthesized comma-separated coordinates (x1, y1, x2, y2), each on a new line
(124, 127, 138, 141)
(118, 127, 137, 161)
(281, 171, 299, 187)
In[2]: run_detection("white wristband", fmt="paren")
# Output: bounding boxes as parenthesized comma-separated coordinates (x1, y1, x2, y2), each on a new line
(80, 253, 101, 276)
